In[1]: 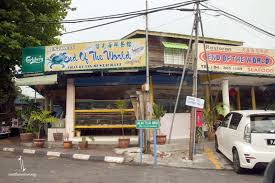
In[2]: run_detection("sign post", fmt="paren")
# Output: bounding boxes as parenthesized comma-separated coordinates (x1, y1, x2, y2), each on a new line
(153, 128, 157, 165)
(139, 128, 143, 164)
(135, 119, 160, 165)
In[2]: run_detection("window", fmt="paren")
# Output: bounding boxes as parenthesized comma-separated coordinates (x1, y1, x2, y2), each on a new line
(162, 42, 187, 65)
(229, 113, 243, 130)
(221, 113, 232, 128)
(164, 48, 184, 65)
(250, 114, 275, 133)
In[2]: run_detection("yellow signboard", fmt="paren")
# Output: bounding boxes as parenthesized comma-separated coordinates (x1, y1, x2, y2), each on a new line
(45, 38, 145, 72)
(197, 43, 275, 76)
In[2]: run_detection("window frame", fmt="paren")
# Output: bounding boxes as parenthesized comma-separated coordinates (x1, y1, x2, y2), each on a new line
(229, 112, 243, 130)
(164, 47, 185, 65)
(221, 113, 232, 128)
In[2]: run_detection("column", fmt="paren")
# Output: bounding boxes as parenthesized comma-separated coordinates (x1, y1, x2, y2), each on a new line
(222, 80, 230, 115)
(251, 87, 256, 110)
(236, 88, 241, 110)
(66, 78, 75, 139)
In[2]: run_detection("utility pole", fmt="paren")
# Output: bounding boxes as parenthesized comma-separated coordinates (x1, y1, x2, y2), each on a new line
(144, 0, 151, 153)
(189, 0, 200, 160)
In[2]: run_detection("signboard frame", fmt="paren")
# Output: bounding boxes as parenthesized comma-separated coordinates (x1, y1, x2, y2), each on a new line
(22, 38, 146, 74)
(197, 43, 275, 76)
(135, 120, 160, 129)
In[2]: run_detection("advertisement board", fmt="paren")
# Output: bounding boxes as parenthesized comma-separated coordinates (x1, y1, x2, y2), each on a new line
(197, 43, 275, 76)
(22, 39, 146, 73)
(22, 47, 45, 73)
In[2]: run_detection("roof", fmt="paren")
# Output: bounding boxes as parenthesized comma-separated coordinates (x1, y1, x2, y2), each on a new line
(122, 30, 243, 46)
(231, 110, 275, 116)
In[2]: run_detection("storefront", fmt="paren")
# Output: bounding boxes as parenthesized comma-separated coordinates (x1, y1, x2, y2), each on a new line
(18, 30, 258, 142)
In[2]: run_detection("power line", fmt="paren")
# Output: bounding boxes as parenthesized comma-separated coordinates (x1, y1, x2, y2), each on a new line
(62, 0, 208, 35)
(29, 0, 207, 24)
(62, 14, 141, 35)
(200, 3, 275, 39)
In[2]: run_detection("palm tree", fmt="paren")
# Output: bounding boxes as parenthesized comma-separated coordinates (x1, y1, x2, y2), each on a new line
(29, 110, 58, 139)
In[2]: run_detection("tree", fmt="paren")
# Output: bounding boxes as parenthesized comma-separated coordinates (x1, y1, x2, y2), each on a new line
(0, 0, 71, 113)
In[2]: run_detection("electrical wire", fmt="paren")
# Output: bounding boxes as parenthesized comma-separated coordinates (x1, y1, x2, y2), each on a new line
(62, 14, 141, 35)
(29, 0, 207, 24)
(62, 0, 208, 35)
(200, 3, 275, 39)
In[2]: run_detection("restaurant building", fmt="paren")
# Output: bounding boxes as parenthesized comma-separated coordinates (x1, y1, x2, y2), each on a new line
(16, 30, 275, 142)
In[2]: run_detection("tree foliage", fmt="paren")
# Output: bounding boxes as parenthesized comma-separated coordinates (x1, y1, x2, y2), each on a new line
(0, 0, 71, 112)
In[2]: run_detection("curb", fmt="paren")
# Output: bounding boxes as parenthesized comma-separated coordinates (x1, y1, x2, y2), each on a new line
(1, 147, 124, 164)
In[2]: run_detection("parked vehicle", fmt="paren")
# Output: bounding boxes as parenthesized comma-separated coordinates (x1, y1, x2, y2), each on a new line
(215, 110, 275, 173)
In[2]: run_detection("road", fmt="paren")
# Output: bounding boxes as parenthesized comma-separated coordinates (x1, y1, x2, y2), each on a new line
(0, 151, 263, 183)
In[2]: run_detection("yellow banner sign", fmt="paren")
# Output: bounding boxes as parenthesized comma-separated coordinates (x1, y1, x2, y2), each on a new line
(45, 39, 145, 72)
(197, 43, 275, 76)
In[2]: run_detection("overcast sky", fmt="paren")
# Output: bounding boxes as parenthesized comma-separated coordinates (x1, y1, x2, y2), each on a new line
(61, 0, 275, 49)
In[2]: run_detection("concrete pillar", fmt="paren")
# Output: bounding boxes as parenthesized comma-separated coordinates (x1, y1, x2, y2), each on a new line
(251, 87, 256, 110)
(222, 80, 230, 115)
(236, 88, 241, 110)
(66, 78, 75, 139)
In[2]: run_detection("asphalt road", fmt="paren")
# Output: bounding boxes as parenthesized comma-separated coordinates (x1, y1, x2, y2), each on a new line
(0, 151, 263, 183)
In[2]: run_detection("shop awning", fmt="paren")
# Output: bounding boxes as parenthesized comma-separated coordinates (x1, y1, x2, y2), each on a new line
(15, 74, 58, 86)
(162, 42, 188, 49)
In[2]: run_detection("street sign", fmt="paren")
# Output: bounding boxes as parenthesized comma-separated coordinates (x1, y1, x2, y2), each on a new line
(135, 120, 160, 129)
(186, 96, 205, 109)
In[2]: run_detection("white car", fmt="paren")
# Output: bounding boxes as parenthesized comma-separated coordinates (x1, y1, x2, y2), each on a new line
(215, 110, 275, 173)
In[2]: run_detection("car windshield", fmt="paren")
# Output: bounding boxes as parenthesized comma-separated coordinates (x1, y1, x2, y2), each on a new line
(250, 114, 275, 133)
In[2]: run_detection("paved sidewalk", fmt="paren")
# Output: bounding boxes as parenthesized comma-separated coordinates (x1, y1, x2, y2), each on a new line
(115, 138, 233, 170)
(0, 137, 124, 163)
(0, 137, 233, 170)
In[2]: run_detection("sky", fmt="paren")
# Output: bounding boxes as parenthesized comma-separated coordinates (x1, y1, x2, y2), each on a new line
(61, 0, 275, 49)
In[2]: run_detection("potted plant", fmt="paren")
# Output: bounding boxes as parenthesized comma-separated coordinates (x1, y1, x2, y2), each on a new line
(153, 104, 166, 145)
(20, 122, 34, 142)
(115, 100, 130, 148)
(29, 110, 58, 148)
(17, 107, 36, 142)
(78, 136, 95, 150)
(63, 133, 73, 149)
(204, 103, 225, 141)
(53, 120, 63, 142)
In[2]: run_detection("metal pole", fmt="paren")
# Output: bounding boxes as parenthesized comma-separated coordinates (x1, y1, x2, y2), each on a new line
(153, 128, 157, 165)
(145, 0, 149, 87)
(144, 0, 151, 153)
(198, 9, 215, 129)
(168, 16, 197, 144)
(139, 128, 143, 164)
(189, 1, 200, 160)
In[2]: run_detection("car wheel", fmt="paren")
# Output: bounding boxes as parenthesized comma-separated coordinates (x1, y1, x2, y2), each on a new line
(215, 136, 220, 153)
(233, 149, 244, 174)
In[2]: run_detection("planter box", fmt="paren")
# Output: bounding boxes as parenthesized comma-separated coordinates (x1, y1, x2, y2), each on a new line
(48, 128, 65, 141)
